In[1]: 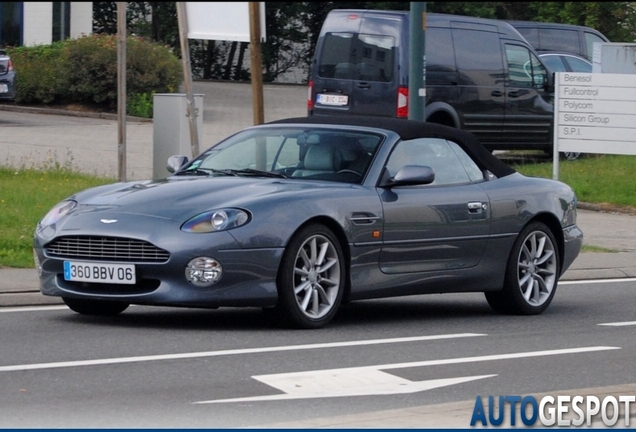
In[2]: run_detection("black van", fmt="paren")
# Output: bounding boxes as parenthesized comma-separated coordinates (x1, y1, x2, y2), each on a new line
(506, 20, 610, 61)
(308, 10, 556, 153)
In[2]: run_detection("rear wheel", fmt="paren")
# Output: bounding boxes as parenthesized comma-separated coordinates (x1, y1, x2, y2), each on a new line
(63, 297, 129, 316)
(485, 221, 560, 315)
(273, 223, 345, 329)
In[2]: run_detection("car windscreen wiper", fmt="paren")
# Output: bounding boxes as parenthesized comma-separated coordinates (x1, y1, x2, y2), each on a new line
(232, 168, 288, 178)
(175, 167, 239, 176)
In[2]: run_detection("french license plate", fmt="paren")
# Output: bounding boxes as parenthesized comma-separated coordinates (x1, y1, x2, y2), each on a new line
(317, 93, 348, 106)
(0, 84, 7, 93)
(64, 261, 136, 284)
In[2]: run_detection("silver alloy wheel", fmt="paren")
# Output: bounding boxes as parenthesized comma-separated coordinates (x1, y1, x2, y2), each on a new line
(292, 234, 341, 319)
(562, 151, 581, 161)
(516, 230, 557, 307)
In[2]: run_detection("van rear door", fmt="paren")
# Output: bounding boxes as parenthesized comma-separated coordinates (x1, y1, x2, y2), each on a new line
(350, 14, 401, 116)
(311, 11, 402, 118)
(311, 12, 360, 116)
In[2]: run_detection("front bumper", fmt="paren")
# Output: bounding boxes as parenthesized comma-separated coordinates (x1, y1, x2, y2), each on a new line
(34, 226, 283, 308)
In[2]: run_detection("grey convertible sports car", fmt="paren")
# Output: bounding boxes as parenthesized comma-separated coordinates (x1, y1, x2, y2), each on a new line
(34, 116, 583, 329)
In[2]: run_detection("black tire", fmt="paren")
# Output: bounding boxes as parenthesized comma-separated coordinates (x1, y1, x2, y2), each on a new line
(485, 221, 560, 315)
(63, 297, 129, 316)
(274, 223, 346, 329)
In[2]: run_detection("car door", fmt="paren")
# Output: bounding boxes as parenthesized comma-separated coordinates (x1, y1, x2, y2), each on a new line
(377, 138, 491, 274)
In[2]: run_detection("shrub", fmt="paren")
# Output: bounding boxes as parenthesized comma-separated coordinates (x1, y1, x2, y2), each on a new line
(9, 42, 67, 104)
(61, 34, 182, 109)
(9, 34, 182, 112)
(127, 92, 154, 118)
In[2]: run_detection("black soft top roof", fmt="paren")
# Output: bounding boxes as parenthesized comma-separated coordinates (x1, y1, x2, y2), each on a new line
(268, 116, 516, 178)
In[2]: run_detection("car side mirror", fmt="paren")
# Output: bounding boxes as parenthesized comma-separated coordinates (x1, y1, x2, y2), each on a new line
(379, 165, 435, 187)
(167, 155, 189, 173)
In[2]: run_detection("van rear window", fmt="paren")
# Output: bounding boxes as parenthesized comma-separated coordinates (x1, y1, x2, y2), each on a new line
(318, 32, 395, 82)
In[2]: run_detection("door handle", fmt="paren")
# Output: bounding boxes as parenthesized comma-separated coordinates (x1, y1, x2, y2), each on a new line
(508, 91, 520, 98)
(491, 90, 503, 97)
(468, 202, 487, 213)
(357, 83, 371, 89)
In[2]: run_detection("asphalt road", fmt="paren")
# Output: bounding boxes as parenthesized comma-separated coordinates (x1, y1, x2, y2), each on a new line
(1, 81, 636, 428)
(1, 279, 635, 428)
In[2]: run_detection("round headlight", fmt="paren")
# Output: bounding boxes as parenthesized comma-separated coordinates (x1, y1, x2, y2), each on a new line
(185, 257, 223, 287)
(211, 211, 228, 230)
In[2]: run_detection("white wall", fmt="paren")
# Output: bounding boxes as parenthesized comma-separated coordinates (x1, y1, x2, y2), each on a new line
(22, 2, 93, 46)
(70, 2, 93, 38)
(23, 2, 53, 46)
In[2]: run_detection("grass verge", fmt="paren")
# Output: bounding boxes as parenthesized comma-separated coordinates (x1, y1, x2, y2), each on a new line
(0, 167, 114, 268)
(1, 154, 634, 268)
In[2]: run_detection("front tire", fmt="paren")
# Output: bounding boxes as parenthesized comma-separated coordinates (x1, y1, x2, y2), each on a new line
(275, 224, 346, 329)
(63, 297, 129, 316)
(485, 222, 560, 315)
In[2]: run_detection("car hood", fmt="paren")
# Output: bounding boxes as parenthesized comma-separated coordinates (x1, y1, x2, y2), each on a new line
(70, 176, 351, 221)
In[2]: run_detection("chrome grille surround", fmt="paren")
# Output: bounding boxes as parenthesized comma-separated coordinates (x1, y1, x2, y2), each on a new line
(45, 236, 170, 263)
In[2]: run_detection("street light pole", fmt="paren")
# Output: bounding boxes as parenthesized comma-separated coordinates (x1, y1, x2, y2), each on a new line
(249, 2, 264, 125)
(408, 2, 426, 121)
(117, 2, 127, 182)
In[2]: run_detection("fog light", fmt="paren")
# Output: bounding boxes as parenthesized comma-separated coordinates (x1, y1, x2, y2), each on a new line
(185, 257, 222, 286)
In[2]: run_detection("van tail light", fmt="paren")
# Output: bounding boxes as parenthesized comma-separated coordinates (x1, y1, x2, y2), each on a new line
(7, 59, 13, 72)
(307, 80, 314, 112)
(397, 86, 408, 118)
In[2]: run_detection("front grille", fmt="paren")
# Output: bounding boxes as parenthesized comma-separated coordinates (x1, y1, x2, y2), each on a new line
(46, 236, 170, 263)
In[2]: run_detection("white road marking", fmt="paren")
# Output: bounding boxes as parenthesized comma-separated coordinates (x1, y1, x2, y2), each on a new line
(560, 278, 636, 285)
(0, 333, 485, 372)
(199, 373, 497, 403)
(194, 346, 620, 404)
(0, 305, 67, 313)
(598, 321, 636, 327)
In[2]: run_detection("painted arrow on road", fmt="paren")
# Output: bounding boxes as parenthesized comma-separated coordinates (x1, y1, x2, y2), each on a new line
(194, 346, 619, 404)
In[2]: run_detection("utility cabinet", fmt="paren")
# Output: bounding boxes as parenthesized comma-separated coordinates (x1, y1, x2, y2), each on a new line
(593, 43, 636, 74)
(152, 93, 204, 179)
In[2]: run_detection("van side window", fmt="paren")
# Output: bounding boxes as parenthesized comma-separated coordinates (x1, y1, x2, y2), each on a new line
(538, 28, 579, 53)
(451, 28, 503, 87)
(584, 32, 605, 60)
(317, 32, 395, 82)
(505, 44, 547, 89)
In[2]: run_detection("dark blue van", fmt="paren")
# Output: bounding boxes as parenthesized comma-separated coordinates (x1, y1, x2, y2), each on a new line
(308, 10, 557, 153)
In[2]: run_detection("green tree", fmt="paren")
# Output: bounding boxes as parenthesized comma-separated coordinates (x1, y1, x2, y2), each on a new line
(90, 1, 636, 86)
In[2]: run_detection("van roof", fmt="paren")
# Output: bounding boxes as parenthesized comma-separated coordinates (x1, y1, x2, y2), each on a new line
(506, 20, 609, 41)
(326, 10, 528, 39)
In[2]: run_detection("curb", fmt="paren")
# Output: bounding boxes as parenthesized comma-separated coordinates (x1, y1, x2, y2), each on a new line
(0, 102, 152, 122)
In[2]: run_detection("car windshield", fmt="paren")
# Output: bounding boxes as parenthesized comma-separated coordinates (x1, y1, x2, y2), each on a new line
(180, 127, 384, 183)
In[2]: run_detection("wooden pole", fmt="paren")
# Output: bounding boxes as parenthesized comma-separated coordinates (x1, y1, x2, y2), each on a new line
(249, 2, 264, 125)
(176, 2, 200, 158)
(117, 2, 127, 181)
